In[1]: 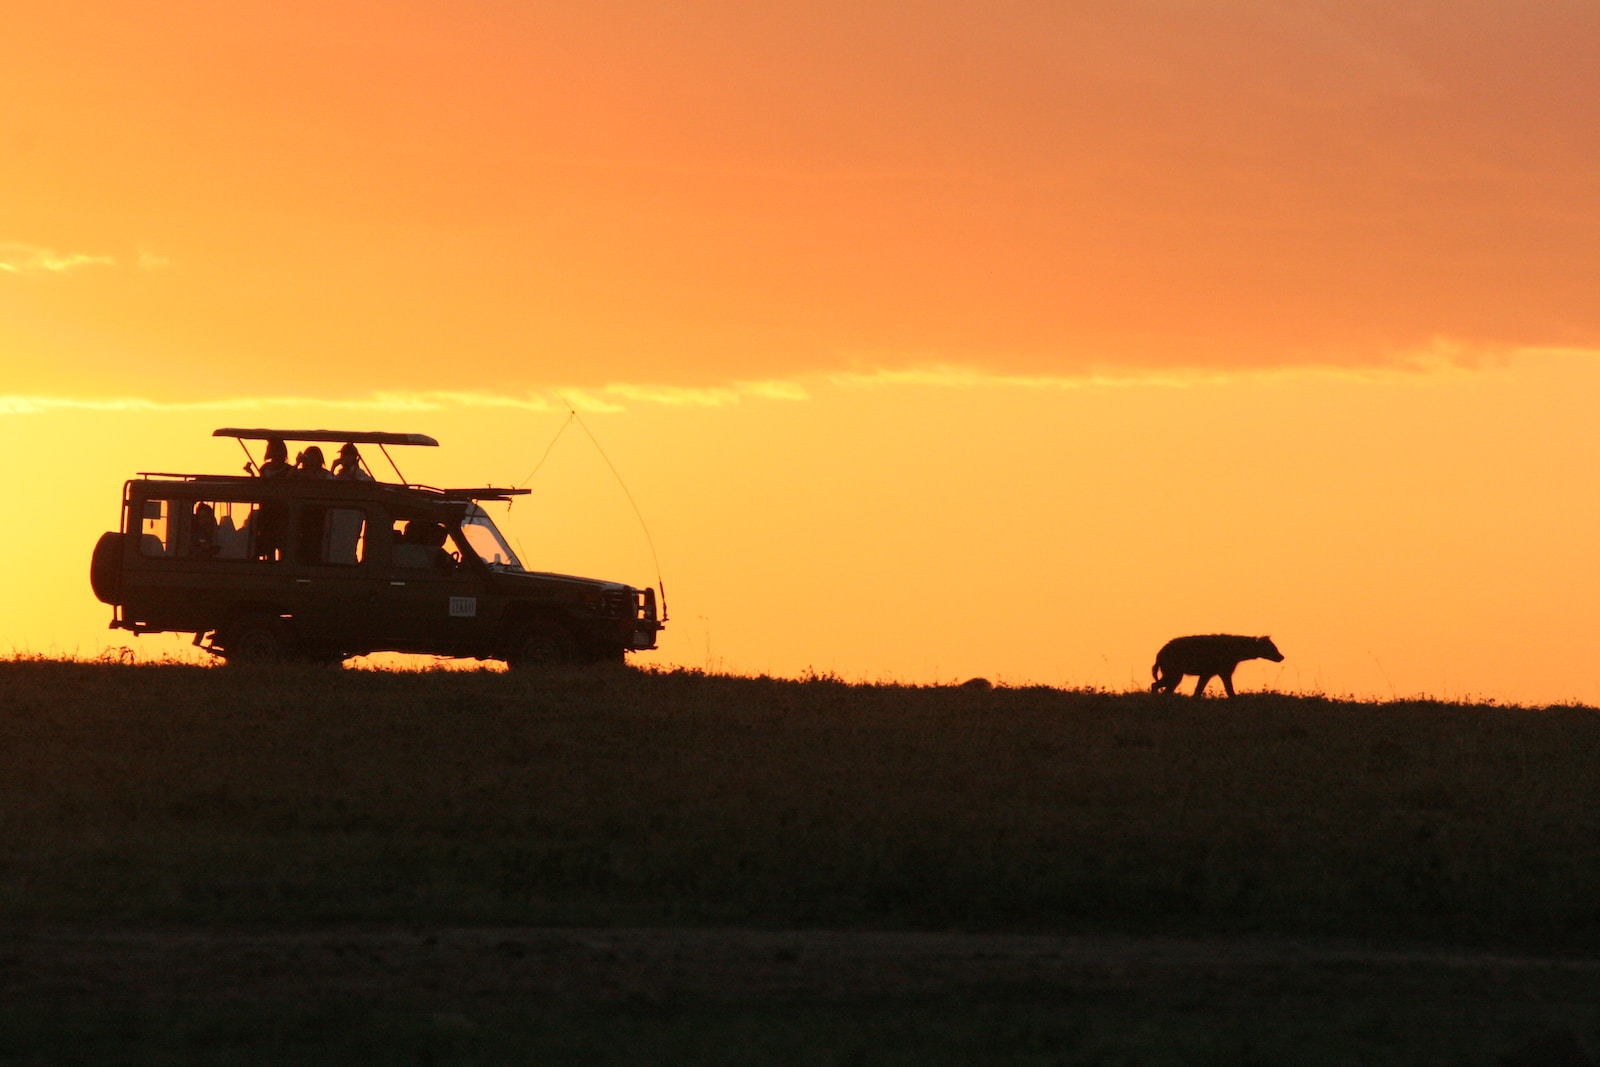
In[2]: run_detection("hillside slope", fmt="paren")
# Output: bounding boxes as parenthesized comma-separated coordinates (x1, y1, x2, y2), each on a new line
(4, 660, 1597, 946)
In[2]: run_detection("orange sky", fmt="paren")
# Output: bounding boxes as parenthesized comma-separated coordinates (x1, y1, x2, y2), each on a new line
(3, 3, 1599, 700)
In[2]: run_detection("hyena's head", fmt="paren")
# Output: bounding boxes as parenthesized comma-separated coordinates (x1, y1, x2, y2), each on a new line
(1257, 636, 1285, 662)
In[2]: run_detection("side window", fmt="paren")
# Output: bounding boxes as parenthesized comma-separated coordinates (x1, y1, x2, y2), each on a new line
(295, 506, 367, 566)
(139, 499, 171, 557)
(184, 500, 264, 561)
(138, 496, 279, 562)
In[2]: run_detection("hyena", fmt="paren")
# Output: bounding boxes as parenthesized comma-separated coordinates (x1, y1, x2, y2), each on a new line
(1150, 634, 1283, 697)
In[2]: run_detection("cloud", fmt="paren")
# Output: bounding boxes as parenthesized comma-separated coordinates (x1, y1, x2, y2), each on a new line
(0, 383, 802, 418)
(7, 346, 1589, 421)
(825, 365, 1154, 391)
(600, 379, 810, 406)
(0, 391, 554, 417)
(826, 340, 1554, 392)
(0, 242, 115, 276)
(735, 380, 811, 402)
(361, 391, 553, 412)
(0, 396, 160, 415)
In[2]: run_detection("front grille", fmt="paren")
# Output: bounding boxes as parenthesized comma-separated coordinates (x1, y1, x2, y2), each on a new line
(635, 588, 658, 625)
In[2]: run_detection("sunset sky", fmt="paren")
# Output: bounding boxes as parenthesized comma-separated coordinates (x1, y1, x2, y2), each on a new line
(4, 2, 1598, 701)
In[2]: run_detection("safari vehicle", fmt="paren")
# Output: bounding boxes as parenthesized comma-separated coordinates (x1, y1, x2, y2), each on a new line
(88, 428, 664, 666)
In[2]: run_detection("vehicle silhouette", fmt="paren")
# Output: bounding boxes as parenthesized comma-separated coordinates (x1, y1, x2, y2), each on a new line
(89, 428, 664, 667)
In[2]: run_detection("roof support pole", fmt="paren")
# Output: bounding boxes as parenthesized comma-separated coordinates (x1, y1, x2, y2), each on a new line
(378, 443, 407, 484)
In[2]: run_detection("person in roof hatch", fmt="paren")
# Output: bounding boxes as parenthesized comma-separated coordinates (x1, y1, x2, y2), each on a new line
(253, 439, 292, 560)
(333, 442, 373, 481)
(294, 445, 333, 478)
(259, 438, 291, 478)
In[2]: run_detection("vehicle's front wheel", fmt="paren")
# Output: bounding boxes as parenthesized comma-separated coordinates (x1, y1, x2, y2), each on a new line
(505, 622, 574, 670)
(221, 614, 290, 664)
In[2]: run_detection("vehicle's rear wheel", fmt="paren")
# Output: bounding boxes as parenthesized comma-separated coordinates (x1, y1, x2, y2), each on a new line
(222, 614, 290, 664)
(505, 622, 574, 669)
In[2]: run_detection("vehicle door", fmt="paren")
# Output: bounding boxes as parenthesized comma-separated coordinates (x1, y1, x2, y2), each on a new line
(375, 517, 492, 655)
(121, 491, 284, 632)
(283, 502, 380, 654)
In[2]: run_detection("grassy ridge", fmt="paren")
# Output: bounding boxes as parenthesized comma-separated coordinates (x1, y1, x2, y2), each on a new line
(4, 661, 1600, 945)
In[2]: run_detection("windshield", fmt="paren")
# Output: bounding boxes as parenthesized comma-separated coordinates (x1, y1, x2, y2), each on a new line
(459, 504, 525, 571)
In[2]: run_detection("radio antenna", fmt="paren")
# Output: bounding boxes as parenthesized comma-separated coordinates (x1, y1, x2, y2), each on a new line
(518, 412, 576, 488)
(540, 392, 670, 623)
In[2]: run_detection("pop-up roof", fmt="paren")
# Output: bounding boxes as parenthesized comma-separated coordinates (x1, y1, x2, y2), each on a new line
(213, 428, 439, 447)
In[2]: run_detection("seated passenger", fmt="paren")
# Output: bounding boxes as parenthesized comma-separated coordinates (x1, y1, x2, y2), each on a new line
(258, 438, 291, 478)
(392, 521, 432, 569)
(294, 445, 333, 478)
(333, 442, 373, 481)
(393, 520, 454, 571)
(251, 502, 288, 561)
(188, 502, 218, 558)
(420, 522, 455, 571)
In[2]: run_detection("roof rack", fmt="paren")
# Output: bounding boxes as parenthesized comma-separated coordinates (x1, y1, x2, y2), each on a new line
(433, 487, 531, 501)
(213, 428, 439, 447)
(131, 473, 530, 503)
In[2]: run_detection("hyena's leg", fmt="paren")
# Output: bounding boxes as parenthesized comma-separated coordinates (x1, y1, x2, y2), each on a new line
(1192, 674, 1213, 697)
(1221, 670, 1237, 698)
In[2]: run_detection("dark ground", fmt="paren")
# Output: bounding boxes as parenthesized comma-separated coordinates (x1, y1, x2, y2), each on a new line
(5, 660, 1600, 1064)
(6, 924, 1600, 1065)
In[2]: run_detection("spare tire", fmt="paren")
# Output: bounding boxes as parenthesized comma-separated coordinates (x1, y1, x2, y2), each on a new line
(89, 532, 124, 605)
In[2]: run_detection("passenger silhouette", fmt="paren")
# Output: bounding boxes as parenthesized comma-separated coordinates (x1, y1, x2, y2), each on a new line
(294, 445, 333, 479)
(393, 520, 453, 570)
(188, 502, 218, 558)
(253, 502, 287, 561)
(409, 521, 455, 571)
(259, 438, 291, 478)
(254, 438, 292, 559)
(333, 442, 373, 481)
